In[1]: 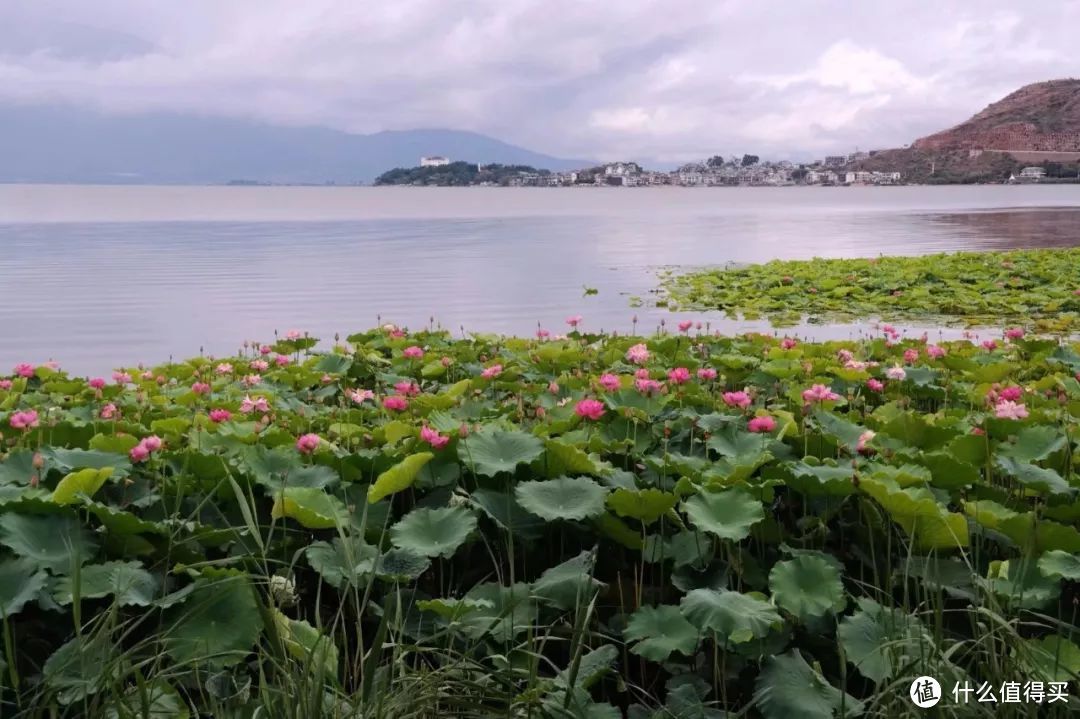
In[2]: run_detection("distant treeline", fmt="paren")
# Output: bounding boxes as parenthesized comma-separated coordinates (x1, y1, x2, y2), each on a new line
(375, 161, 550, 186)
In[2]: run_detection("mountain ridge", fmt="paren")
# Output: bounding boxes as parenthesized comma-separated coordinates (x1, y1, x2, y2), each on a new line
(0, 104, 588, 184)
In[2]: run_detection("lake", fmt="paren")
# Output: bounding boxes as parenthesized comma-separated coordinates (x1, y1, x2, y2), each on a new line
(3, 184, 1080, 375)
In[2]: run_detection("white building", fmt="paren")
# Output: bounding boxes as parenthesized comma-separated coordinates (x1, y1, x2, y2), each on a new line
(1020, 166, 1047, 180)
(420, 156, 450, 167)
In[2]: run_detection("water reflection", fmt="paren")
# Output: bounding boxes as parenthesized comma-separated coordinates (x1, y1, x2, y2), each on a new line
(2, 189, 1080, 375)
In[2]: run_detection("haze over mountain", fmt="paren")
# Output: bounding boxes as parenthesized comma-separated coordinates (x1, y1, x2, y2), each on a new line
(0, 105, 587, 184)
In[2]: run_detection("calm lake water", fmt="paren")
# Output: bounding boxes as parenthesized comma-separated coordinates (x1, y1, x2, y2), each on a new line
(3, 184, 1080, 375)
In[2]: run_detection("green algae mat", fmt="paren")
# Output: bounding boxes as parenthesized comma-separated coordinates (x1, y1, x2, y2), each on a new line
(658, 247, 1080, 331)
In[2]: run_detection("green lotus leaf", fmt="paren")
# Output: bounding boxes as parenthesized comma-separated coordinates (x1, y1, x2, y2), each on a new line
(680, 589, 783, 644)
(987, 559, 1060, 609)
(314, 353, 352, 374)
(271, 609, 339, 676)
(150, 417, 191, 439)
(768, 555, 846, 620)
(52, 560, 156, 606)
(416, 596, 494, 620)
(51, 466, 115, 505)
(0, 513, 98, 574)
(623, 605, 700, 662)
(682, 489, 764, 542)
(917, 452, 979, 490)
(531, 551, 604, 610)
(812, 411, 869, 452)
(1014, 634, 1080, 683)
(705, 424, 770, 462)
(390, 506, 477, 558)
(860, 477, 968, 551)
(996, 456, 1074, 497)
(516, 476, 607, 522)
(367, 452, 434, 503)
(83, 501, 166, 536)
(45, 447, 129, 473)
(374, 548, 431, 581)
(305, 536, 378, 589)
(470, 487, 545, 539)
(966, 500, 1080, 553)
(0, 558, 49, 616)
(543, 438, 609, 477)
(776, 461, 855, 497)
(456, 582, 536, 641)
(88, 433, 139, 454)
(459, 428, 545, 477)
(554, 644, 618, 690)
(103, 681, 189, 719)
(837, 598, 933, 683)
(271, 487, 349, 529)
(164, 575, 263, 666)
(1038, 550, 1080, 580)
(243, 445, 338, 490)
(606, 488, 677, 524)
(43, 633, 117, 705)
(1000, 426, 1068, 462)
(753, 650, 864, 719)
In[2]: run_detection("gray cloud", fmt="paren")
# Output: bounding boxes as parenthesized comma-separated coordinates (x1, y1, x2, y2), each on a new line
(0, 0, 1077, 162)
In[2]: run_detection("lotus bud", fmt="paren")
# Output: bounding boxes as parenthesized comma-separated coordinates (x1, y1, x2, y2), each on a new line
(32, 452, 44, 470)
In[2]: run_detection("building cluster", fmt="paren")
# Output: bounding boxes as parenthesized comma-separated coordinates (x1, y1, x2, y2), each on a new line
(414, 153, 904, 187)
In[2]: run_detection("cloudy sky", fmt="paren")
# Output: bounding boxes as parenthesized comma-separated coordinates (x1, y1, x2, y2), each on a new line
(1, 0, 1077, 162)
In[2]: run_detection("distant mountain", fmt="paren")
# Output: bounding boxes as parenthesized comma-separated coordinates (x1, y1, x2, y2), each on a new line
(0, 105, 587, 184)
(851, 79, 1080, 183)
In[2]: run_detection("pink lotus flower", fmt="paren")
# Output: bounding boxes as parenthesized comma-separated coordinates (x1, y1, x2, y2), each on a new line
(625, 344, 650, 365)
(240, 395, 271, 414)
(667, 367, 691, 385)
(981, 340, 998, 351)
(722, 391, 752, 409)
(925, 344, 946, 359)
(0, 379, 12, 391)
(837, 349, 854, 362)
(113, 371, 132, 384)
(598, 374, 621, 391)
(89, 377, 106, 389)
(635, 378, 663, 396)
(480, 364, 503, 379)
(994, 400, 1029, 420)
(1005, 327, 1025, 340)
(867, 378, 884, 393)
(215, 363, 234, 375)
(903, 349, 919, 364)
(747, 415, 776, 433)
(242, 374, 262, 387)
(697, 367, 718, 381)
(346, 388, 374, 404)
(802, 384, 841, 403)
(856, 430, 876, 453)
(250, 359, 269, 372)
(383, 395, 408, 411)
(548, 381, 560, 394)
(997, 386, 1023, 402)
(566, 315, 583, 328)
(129, 444, 150, 463)
(886, 366, 907, 381)
(441, 356, 453, 367)
(678, 320, 693, 333)
(285, 329, 302, 340)
(275, 355, 291, 367)
(296, 433, 321, 454)
(780, 338, 798, 350)
(403, 346, 424, 359)
(634, 368, 651, 380)
(100, 403, 117, 419)
(575, 398, 606, 421)
(141, 435, 163, 453)
(209, 408, 232, 423)
(14, 363, 34, 378)
(141, 371, 154, 381)
(9, 410, 39, 430)
(394, 381, 421, 397)
(192, 382, 211, 395)
(260, 345, 273, 355)
(420, 425, 450, 449)
(536, 328, 550, 339)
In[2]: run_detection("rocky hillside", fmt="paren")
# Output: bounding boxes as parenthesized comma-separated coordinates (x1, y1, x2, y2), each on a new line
(851, 79, 1080, 183)
(914, 79, 1080, 152)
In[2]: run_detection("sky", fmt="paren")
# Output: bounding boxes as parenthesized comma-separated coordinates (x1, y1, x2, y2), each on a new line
(1, 0, 1078, 163)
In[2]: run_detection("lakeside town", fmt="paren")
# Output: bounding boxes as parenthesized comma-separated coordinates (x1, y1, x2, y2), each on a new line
(378, 153, 907, 187)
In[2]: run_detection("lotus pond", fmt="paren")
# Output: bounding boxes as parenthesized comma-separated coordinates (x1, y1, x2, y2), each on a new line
(2, 324, 1080, 717)
(658, 247, 1080, 331)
